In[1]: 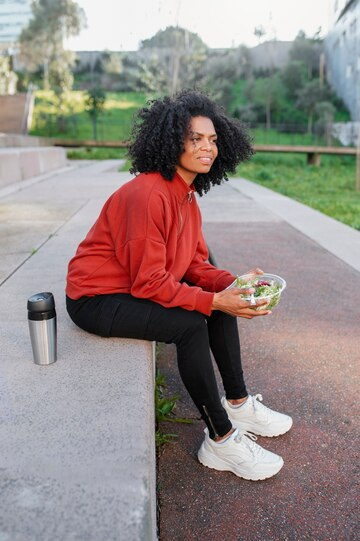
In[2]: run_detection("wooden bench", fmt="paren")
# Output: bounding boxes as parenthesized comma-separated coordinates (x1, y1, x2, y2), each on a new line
(253, 144, 358, 165)
(53, 138, 130, 149)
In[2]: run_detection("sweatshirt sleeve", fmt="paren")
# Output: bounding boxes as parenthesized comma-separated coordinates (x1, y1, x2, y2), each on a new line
(113, 191, 214, 315)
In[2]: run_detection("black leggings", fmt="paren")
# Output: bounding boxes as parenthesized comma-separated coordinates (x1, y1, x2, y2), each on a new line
(66, 293, 248, 439)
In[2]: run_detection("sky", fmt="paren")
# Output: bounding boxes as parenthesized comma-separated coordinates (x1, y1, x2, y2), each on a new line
(66, 0, 333, 52)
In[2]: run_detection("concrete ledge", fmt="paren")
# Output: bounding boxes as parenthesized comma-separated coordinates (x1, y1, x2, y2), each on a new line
(0, 168, 157, 540)
(0, 134, 53, 147)
(0, 147, 67, 188)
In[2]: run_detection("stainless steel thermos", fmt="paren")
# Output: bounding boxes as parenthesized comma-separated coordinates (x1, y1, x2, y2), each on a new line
(27, 292, 57, 365)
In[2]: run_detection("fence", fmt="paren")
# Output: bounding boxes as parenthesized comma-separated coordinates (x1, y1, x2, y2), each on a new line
(31, 115, 344, 148)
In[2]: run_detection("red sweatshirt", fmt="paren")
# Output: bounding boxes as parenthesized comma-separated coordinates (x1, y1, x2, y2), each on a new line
(66, 172, 235, 316)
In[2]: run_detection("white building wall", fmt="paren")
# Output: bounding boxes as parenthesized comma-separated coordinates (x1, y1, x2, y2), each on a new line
(325, 0, 360, 120)
(0, 0, 32, 45)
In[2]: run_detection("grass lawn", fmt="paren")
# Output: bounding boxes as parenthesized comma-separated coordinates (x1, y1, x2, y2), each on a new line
(66, 147, 128, 160)
(30, 90, 147, 141)
(236, 153, 360, 230)
(251, 127, 328, 146)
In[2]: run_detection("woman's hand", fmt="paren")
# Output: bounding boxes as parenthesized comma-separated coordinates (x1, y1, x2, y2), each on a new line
(244, 267, 264, 276)
(211, 287, 271, 319)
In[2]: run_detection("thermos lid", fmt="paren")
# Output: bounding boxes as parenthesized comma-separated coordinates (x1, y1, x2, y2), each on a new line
(27, 292, 55, 312)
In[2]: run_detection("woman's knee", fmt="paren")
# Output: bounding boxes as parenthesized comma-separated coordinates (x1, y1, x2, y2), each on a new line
(179, 309, 206, 331)
(138, 302, 206, 343)
(174, 310, 208, 345)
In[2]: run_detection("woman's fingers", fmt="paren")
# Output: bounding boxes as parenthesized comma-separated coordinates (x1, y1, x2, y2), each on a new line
(241, 306, 271, 316)
(231, 288, 268, 308)
(254, 298, 269, 307)
(212, 288, 272, 318)
(225, 303, 272, 318)
(237, 287, 255, 296)
(235, 294, 272, 318)
(245, 267, 264, 276)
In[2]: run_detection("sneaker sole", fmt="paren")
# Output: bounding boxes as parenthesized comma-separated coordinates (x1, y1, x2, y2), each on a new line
(198, 448, 284, 481)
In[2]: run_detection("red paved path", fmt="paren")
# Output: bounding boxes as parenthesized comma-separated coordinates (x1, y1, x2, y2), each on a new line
(157, 220, 359, 541)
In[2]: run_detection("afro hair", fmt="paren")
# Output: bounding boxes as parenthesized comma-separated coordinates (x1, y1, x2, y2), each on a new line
(128, 89, 254, 195)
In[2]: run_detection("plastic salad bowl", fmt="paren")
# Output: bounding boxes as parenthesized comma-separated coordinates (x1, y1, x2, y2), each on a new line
(228, 273, 287, 311)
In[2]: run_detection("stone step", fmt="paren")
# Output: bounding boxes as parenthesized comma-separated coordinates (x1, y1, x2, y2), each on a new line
(0, 163, 157, 540)
(0, 146, 67, 187)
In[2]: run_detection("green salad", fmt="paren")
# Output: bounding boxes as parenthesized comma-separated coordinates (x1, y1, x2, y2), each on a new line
(235, 275, 283, 310)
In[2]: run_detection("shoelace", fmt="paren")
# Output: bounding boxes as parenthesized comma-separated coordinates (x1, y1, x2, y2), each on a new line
(233, 430, 264, 457)
(251, 393, 274, 418)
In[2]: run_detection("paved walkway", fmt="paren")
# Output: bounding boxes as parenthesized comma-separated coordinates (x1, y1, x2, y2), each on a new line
(1, 162, 359, 540)
(157, 178, 360, 540)
(0, 160, 122, 285)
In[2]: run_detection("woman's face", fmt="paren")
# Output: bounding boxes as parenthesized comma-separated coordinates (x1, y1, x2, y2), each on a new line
(176, 116, 218, 185)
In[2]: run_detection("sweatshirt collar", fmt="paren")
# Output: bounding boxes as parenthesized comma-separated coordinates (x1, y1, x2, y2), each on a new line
(173, 172, 196, 200)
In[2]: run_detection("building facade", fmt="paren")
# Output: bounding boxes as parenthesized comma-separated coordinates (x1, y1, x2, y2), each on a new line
(325, 0, 360, 120)
(0, 0, 32, 49)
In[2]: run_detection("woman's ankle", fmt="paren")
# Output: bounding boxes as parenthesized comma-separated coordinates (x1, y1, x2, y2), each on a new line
(228, 395, 248, 406)
(214, 427, 235, 442)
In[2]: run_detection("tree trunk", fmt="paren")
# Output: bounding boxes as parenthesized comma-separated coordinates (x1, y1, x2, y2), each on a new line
(92, 117, 97, 140)
(308, 63, 312, 80)
(171, 48, 180, 95)
(43, 60, 49, 91)
(307, 111, 313, 135)
(325, 123, 332, 146)
(266, 102, 271, 130)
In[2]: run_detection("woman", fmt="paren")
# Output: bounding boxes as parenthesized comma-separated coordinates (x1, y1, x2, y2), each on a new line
(66, 90, 292, 481)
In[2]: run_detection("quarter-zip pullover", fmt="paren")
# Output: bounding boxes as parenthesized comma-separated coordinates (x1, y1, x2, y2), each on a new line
(66, 172, 235, 315)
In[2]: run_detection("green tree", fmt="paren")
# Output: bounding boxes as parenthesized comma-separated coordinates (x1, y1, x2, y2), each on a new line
(250, 74, 285, 129)
(85, 87, 106, 140)
(201, 46, 251, 110)
(141, 26, 205, 49)
(103, 52, 123, 76)
(50, 50, 75, 94)
(281, 60, 307, 100)
(49, 49, 77, 133)
(18, 0, 86, 90)
(137, 26, 207, 95)
(136, 54, 168, 95)
(0, 57, 18, 94)
(289, 31, 322, 80)
(314, 101, 336, 145)
(233, 103, 257, 123)
(296, 80, 328, 134)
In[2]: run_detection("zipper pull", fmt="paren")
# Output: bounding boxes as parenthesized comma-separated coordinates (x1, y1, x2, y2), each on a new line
(203, 405, 219, 438)
(188, 191, 193, 203)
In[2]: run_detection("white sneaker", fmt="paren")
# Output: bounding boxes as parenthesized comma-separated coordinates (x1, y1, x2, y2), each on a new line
(198, 428, 284, 481)
(221, 394, 293, 437)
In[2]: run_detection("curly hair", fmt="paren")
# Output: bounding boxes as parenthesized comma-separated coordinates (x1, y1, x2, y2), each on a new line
(128, 89, 254, 195)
